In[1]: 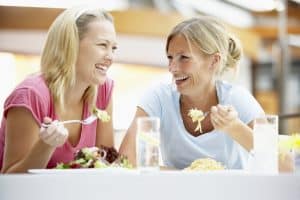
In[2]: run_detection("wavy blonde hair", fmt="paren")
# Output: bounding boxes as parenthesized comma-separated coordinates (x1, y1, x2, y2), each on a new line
(41, 7, 113, 111)
(166, 16, 242, 77)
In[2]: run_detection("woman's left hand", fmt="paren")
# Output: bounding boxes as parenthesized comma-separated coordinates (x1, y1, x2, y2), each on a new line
(210, 104, 238, 132)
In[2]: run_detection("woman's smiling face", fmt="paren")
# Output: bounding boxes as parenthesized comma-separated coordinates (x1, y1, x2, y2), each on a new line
(167, 34, 215, 95)
(76, 19, 117, 86)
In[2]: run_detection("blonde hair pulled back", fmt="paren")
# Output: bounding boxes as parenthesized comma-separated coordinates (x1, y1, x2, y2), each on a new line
(166, 16, 242, 76)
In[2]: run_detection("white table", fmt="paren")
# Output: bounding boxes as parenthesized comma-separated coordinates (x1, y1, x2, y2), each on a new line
(0, 170, 299, 200)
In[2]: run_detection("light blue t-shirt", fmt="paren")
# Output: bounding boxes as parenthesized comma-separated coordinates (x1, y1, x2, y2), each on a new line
(138, 80, 264, 169)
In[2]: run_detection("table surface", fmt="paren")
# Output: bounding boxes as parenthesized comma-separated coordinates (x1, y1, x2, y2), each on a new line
(0, 170, 300, 200)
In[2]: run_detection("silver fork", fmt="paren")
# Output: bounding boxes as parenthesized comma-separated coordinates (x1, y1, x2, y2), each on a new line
(203, 111, 210, 118)
(41, 115, 98, 128)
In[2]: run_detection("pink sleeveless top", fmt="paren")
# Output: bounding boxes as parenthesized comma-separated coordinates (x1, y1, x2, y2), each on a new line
(0, 74, 114, 169)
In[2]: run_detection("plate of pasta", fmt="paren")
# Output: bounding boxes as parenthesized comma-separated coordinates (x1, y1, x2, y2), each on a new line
(182, 158, 246, 174)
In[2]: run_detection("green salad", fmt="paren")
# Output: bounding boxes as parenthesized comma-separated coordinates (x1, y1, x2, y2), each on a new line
(56, 146, 133, 169)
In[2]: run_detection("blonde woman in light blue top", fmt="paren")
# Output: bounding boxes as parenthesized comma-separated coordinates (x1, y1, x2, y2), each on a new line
(120, 16, 264, 169)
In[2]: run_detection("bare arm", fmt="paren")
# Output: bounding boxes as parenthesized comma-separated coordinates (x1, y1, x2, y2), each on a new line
(1, 107, 56, 173)
(96, 97, 114, 148)
(119, 107, 148, 166)
(224, 119, 253, 151)
(211, 105, 254, 151)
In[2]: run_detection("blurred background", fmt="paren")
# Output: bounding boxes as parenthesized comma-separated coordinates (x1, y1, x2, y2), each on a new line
(0, 0, 299, 146)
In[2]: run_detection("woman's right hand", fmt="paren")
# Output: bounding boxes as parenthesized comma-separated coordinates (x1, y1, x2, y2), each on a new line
(39, 117, 69, 147)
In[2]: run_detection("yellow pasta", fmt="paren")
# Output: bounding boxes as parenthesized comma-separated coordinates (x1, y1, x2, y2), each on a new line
(188, 108, 205, 133)
(184, 158, 225, 171)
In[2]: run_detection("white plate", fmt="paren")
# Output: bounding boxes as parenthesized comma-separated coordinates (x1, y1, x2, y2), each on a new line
(28, 167, 135, 174)
(180, 169, 248, 175)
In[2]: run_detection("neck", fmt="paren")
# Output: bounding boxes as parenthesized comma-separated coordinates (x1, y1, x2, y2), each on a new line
(64, 82, 89, 108)
(180, 83, 217, 112)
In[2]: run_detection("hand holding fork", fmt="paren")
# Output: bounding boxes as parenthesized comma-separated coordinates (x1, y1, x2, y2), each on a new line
(40, 117, 69, 147)
(39, 115, 97, 147)
(40, 109, 109, 147)
(210, 104, 238, 132)
(41, 108, 109, 128)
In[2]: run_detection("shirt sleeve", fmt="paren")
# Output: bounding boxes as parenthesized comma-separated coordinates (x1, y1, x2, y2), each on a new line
(229, 86, 264, 124)
(138, 84, 163, 118)
(3, 87, 49, 126)
(96, 78, 114, 110)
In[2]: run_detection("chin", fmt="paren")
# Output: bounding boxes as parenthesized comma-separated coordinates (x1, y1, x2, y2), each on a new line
(92, 76, 106, 86)
(176, 85, 192, 96)
(98, 78, 107, 85)
(176, 88, 188, 95)
(175, 85, 186, 94)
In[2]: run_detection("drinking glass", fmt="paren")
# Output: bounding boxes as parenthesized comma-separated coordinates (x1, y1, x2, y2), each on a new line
(252, 114, 279, 173)
(136, 117, 160, 171)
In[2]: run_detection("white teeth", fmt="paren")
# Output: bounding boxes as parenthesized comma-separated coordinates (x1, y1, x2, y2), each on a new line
(174, 75, 188, 81)
(95, 64, 107, 72)
(99, 66, 107, 71)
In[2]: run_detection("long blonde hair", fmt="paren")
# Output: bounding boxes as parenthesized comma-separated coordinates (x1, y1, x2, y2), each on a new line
(41, 7, 113, 111)
(166, 16, 242, 77)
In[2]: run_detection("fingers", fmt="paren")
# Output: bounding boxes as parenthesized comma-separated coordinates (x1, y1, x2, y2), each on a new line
(211, 111, 227, 128)
(44, 125, 68, 147)
(210, 104, 237, 131)
(40, 118, 69, 147)
(55, 124, 68, 146)
(211, 105, 235, 119)
(215, 105, 230, 117)
(43, 117, 52, 124)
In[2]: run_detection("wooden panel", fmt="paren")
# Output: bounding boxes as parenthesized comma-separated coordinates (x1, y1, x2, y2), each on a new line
(228, 26, 261, 61)
(255, 90, 279, 114)
(252, 2, 300, 20)
(0, 6, 183, 35)
(0, 6, 260, 59)
(0, 6, 62, 29)
(111, 9, 184, 37)
(251, 26, 300, 40)
(112, 9, 261, 59)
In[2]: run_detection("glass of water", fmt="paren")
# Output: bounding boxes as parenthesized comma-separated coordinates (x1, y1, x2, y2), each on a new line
(136, 117, 160, 172)
(252, 114, 279, 173)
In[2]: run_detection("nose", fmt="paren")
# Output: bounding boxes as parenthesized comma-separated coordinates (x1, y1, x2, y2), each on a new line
(104, 50, 114, 66)
(168, 59, 178, 73)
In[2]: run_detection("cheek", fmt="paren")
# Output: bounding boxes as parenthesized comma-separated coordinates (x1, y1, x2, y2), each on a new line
(77, 48, 92, 64)
(81, 46, 103, 60)
(85, 47, 99, 58)
(183, 62, 197, 74)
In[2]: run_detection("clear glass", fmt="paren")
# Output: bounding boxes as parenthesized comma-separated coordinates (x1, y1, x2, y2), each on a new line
(252, 114, 279, 173)
(136, 117, 160, 172)
(293, 148, 300, 174)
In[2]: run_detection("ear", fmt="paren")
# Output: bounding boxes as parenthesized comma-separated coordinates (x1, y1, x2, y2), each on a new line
(209, 53, 221, 70)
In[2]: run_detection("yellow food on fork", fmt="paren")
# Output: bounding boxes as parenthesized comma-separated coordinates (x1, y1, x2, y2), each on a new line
(93, 107, 110, 122)
(188, 108, 205, 133)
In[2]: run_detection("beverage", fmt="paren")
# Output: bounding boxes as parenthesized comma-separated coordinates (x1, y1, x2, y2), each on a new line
(253, 124, 278, 153)
(137, 131, 160, 170)
(136, 117, 160, 172)
(252, 115, 278, 174)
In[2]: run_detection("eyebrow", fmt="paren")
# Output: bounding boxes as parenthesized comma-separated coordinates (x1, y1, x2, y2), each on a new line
(168, 51, 190, 55)
(96, 38, 117, 46)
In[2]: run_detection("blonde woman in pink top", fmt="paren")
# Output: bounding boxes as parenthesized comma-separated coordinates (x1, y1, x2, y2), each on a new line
(0, 6, 117, 173)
